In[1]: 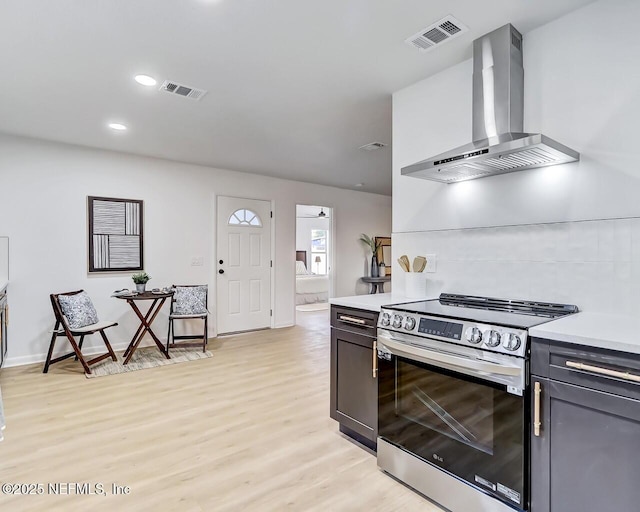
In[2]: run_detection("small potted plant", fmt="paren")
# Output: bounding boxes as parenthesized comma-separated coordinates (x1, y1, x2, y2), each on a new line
(132, 271, 151, 293)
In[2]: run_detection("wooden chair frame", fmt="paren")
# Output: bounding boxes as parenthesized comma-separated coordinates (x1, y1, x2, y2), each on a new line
(166, 285, 209, 353)
(43, 290, 118, 374)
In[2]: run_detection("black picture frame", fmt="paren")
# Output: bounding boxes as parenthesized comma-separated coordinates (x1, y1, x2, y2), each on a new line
(375, 236, 391, 276)
(88, 196, 144, 273)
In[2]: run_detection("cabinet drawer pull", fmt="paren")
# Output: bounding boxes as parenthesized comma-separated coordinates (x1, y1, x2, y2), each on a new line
(533, 381, 542, 437)
(566, 361, 640, 383)
(338, 315, 367, 326)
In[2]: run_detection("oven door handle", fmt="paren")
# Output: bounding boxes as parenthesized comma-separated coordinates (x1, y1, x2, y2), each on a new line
(378, 337, 522, 377)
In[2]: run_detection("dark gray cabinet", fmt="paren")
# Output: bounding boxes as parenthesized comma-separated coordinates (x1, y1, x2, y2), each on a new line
(330, 305, 379, 450)
(530, 338, 640, 512)
(0, 287, 6, 370)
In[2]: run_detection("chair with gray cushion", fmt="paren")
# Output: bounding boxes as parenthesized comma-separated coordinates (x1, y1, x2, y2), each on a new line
(44, 290, 118, 374)
(166, 285, 209, 353)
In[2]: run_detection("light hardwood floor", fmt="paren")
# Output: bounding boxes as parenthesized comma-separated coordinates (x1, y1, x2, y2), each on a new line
(0, 310, 442, 511)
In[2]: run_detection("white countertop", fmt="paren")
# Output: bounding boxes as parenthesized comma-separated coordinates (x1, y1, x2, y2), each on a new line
(330, 293, 435, 313)
(332, 295, 640, 355)
(530, 312, 640, 355)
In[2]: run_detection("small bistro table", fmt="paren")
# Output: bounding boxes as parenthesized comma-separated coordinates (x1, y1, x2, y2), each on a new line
(361, 276, 391, 294)
(114, 291, 174, 364)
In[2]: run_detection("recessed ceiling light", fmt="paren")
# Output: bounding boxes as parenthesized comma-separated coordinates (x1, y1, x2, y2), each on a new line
(355, 183, 364, 187)
(134, 74, 157, 86)
(108, 123, 127, 131)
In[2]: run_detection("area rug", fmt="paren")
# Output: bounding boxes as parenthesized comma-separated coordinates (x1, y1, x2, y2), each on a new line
(296, 302, 329, 312)
(85, 347, 212, 378)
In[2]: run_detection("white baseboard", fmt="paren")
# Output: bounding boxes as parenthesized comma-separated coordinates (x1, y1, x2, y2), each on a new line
(4, 340, 156, 369)
(3, 325, 286, 369)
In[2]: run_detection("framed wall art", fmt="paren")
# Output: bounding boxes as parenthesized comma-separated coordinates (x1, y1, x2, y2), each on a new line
(375, 236, 391, 276)
(88, 196, 144, 272)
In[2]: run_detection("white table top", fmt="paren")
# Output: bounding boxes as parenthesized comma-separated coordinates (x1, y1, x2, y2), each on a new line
(330, 293, 435, 313)
(530, 312, 640, 355)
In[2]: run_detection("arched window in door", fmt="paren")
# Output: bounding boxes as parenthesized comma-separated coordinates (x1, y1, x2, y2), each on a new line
(228, 209, 262, 227)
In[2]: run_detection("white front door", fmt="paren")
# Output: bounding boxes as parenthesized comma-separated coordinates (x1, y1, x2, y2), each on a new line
(217, 196, 272, 334)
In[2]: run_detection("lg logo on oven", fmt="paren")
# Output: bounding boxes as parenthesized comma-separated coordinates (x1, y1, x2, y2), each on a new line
(432, 453, 444, 463)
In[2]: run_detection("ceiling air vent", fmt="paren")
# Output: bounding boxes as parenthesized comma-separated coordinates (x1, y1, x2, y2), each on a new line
(159, 80, 207, 101)
(405, 15, 469, 53)
(359, 142, 387, 151)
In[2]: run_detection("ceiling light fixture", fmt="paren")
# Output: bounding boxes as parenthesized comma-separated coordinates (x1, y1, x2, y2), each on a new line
(355, 183, 364, 187)
(134, 74, 157, 86)
(108, 123, 127, 131)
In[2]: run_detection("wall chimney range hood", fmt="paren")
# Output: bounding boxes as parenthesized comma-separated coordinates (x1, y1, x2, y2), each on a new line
(401, 24, 579, 184)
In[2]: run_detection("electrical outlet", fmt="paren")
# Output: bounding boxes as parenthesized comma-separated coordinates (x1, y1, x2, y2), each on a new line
(425, 254, 437, 273)
(191, 257, 204, 266)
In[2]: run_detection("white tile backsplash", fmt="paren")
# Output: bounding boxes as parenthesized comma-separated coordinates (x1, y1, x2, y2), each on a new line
(393, 218, 640, 314)
(631, 261, 640, 314)
(597, 220, 616, 262)
(568, 221, 598, 262)
(614, 218, 633, 261)
(631, 218, 640, 260)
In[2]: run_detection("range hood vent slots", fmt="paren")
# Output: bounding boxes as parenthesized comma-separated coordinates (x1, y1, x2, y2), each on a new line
(401, 24, 579, 183)
(405, 15, 469, 53)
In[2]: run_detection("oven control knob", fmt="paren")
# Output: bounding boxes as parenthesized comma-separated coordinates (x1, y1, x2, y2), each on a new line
(380, 312, 391, 327)
(392, 315, 403, 329)
(485, 330, 501, 347)
(404, 317, 416, 331)
(503, 333, 522, 351)
(465, 327, 482, 344)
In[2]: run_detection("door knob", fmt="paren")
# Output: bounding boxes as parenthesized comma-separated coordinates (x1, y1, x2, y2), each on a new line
(219, 259, 224, 264)
(218, 269, 224, 274)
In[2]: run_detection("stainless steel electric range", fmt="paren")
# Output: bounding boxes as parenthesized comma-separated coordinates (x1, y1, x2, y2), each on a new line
(376, 293, 578, 512)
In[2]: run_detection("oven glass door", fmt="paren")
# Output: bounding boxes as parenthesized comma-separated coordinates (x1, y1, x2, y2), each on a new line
(378, 352, 526, 509)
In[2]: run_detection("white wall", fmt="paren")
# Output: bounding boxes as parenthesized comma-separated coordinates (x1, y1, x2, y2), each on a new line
(0, 237, 8, 284)
(0, 133, 391, 366)
(391, 0, 640, 313)
(393, 0, 640, 233)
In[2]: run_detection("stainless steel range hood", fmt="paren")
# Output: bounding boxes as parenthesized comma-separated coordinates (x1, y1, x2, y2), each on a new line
(401, 24, 579, 184)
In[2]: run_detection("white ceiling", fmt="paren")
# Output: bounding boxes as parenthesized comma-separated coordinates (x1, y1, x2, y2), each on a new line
(0, 0, 596, 195)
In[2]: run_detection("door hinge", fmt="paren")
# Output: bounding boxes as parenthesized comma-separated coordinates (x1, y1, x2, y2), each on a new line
(270, 309, 273, 316)
(270, 211, 273, 218)
(270, 260, 273, 268)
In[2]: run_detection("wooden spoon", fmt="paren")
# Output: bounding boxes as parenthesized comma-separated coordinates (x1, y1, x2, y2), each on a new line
(397, 255, 411, 272)
(402, 255, 412, 272)
(413, 256, 427, 273)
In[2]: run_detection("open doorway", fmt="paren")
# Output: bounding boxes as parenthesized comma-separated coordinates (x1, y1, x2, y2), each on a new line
(295, 204, 333, 325)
